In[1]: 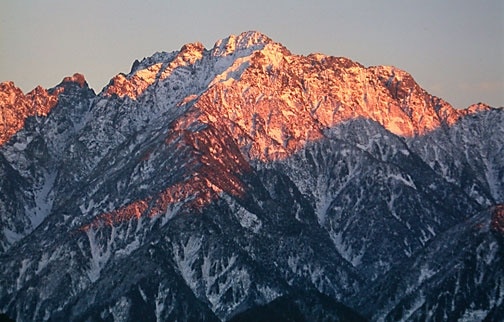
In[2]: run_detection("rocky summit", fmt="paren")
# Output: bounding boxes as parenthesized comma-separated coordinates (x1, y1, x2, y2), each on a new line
(0, 31, 503, 321)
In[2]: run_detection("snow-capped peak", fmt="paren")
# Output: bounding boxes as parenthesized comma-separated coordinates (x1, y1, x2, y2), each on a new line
(212, 31, 272, 57)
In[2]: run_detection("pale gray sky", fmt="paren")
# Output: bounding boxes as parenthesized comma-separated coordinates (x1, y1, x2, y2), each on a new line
(1, 0, 503, 108)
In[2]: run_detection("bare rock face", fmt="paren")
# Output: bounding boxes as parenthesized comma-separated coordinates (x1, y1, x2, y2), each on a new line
(0, 31, 503, 322)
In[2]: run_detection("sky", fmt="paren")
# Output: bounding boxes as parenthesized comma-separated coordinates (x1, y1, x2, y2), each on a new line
(1, 0, 503, 108)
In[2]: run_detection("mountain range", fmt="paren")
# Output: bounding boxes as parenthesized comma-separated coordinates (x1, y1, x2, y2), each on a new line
(0, 31, 503, 321)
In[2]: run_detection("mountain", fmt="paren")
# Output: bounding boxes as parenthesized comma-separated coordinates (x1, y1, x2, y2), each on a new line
(0, 31, 503, 321)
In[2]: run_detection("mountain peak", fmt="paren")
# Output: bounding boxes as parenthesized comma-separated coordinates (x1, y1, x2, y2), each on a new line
(212, 31, 273, 57)
(60, 73, 88, 88)
(0, 81, 19, 92)
(0, 82, 61, 145)
(178, 41, 206, 64)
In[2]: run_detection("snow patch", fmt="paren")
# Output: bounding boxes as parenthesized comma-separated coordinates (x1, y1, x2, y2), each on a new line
(212, 57, 251, 85)
(315, 194, 331, 225)
(401, 294, 426, 321)
(79, 199, 96, 216)
(25, 170, 58, 229)
(115, 237, 140, 257)
(110, 296, 131, 322)
(174, 236, 202, 290)
(418, 266, 435, 284)
(287, 255, 300, 273)
(16, 259, 31, 290)
(3, 228, 24, 245)
(13, 141, 28, 151)
(138, 285, 148, 302)
(257, 285, 282, 303)
(36, 252, 50, 274)
(461, 309, 488, 321)
(330, 231, 364, 267)
(388, 173, 416, 189)
(482, 154, 502, 202)
(161, 203, 181, 226)
(86, 227, 115, 282)
(224, 195, 262, 233)
(155, 286, 167, 321)
(234, 206, 262, 233)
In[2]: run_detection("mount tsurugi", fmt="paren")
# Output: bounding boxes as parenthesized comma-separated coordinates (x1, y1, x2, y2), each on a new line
(0, 31, 503, 321)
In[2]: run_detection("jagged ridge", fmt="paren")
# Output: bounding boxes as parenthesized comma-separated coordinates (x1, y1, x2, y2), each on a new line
(0, 31, 503, 321)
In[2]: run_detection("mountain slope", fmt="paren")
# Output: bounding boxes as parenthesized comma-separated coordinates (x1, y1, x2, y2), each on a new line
(0, 31, 502, 321)
(357, 206, 504, 321)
